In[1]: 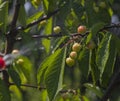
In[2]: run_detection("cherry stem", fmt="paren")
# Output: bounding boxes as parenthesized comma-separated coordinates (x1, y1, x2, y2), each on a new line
(9, 82, 77, 94)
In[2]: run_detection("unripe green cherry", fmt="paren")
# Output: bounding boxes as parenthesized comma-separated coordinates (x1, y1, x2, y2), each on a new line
(16, 59, 24, 65)
(72, 43, 81, 52)
(53, 26, 61, 34)
(94, 6, 99, 13)
(69, 51, 77, 59)
(12, 49, 20, 54)
(99, 2, 106, 8)
(86, 40, 96, 50)
(77, 25, 87, 34)
(66, 57, 75, 67)
(40, 20, 47, 26)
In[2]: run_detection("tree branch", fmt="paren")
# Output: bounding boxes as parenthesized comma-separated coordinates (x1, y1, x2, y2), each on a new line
(11, 0, 20, 29)
(9, 82, 77, 94)
(10, 83, 46, 90)
(102, 23, 120, 30)
(3, 0, 21, 88)
(15, 32, 89, 41)
(15, 23, 120, 41)
(18, 8, 60, 31)
(16, 33, 66, 41)
(5, 7, 59, 54)
(5, 0, 21, 54)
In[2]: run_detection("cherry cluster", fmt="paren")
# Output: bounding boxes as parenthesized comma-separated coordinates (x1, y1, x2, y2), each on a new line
(66, 43, 81, 67)
(66, 25, 96, 67)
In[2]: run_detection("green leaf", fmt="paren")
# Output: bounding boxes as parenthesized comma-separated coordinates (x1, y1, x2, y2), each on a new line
(84, 83, 103, 98)
(91, 23, 105, 34)
(45, 48, 67, 101)
(58, 1, 71, 21)
(0, 1, 8, 33)
(40, 90, 48, 101)
(72, 2, 84, 19)
(96, 33, 112, 79)
(31, 0, 41, 8)
(18, 5, 27, 26)
(20, 31, 33, 43)
(82, 96, 89, 101)
(43, 0, 57, 13)
(85, 0, 111, 27)
(84, 0, 97, 26)
(27, 11, 43, 24)
(101, 35, 117, 87)
(65, 9, 80, 32)
(52, 36, 69, 51)
(112, 34, 120, 55)
(42, 18, 52, 53)
(9, 86, 22, 101)
(43, 0, 49, 13)
(26, 7, 43, 29)
(86, 22, 105, 44)
(0, 79, 11, 101)
(89, 50, 100, 84)
(37, 54, 53, 84)
(78, 48, 90, 79)
(14, 56, 33, 82)
(37, 39, 69, 84)
(8, 67, 21, 87)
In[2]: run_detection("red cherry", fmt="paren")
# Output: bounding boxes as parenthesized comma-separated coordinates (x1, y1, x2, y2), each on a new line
(77, 25, 87, 34)
(0, 57, 6, 70)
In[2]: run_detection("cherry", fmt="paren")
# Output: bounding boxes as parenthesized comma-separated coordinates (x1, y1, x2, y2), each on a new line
(0, 57, 6, 70)
(69, 51, 77, 59)
(86, 40, 96, 50)
(66, 57, 75, 67)
(53, 26, 61, 34)
(72, 43, 81, 52)
(12, 49, 19, 54)
(94, 6, 99, 13)
(77, 25, 87, 34)
(16, 59, 24, 65)
(99, 2, 106, 8)
(40, 20, 47, 26)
